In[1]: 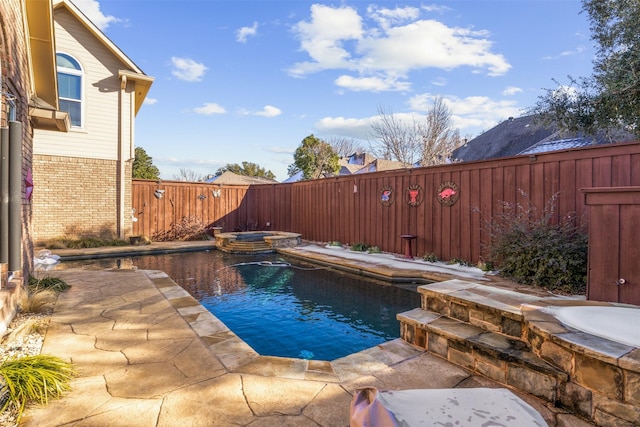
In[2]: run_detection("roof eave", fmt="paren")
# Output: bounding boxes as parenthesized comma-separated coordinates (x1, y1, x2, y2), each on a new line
(119, 70, 155, 115)
(25, 0, 59, 110)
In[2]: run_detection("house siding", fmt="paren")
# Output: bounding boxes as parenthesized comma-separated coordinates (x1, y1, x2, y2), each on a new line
(33, 8, 133, 159)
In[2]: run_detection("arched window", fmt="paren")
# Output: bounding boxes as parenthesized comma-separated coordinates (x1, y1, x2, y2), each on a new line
(56, 53, 83, 127)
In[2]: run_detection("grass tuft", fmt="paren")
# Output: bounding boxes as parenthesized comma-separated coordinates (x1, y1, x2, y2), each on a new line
(27, 276, 70, 295)
(0, 355, 74, 418)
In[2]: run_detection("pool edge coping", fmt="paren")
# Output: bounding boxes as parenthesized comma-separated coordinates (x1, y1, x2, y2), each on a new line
(145, 269, 426, 383)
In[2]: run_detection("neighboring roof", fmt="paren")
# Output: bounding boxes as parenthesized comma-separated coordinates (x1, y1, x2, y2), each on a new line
(346, 152, 376, 166)
(282, 171, 303, 183)
(452, 114, 637, 162)
(519, 137, 596, 155)
(53, 0, 154, 115)
(338, 158, 362, 175)
(284, 153, 409, 182)
(355, 158, 408, 174)
(206, 171, 278, 185)
(452, 115, 555, 162)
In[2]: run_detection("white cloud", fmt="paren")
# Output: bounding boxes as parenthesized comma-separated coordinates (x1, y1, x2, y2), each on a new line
(409, 93, 522, 135)
(560, 45, 586, 57)
(357, 20, 509, 76)
(335, 75, 411, 92)
(316, 93, 522, 141)
(193, 103, 226, 115)
(288, 4, 511, 89)
(239, 106, 283, 117)
(170, 57, 208, 82)
(237, 22, 259, 43)
(289, 4, 364, 77)
(72, 0, 120, 30)
(254, 105, 282, 117)
(367, 5, 420, 30)
(421, 4, 451, 14)
(502, 86, 523, 96)
(544, 45, 586, 60)
(266, 146, 295, 154)
(431, 77, 447, 87)
(315, 116, 374, 140)
(143, 97, 158, 105)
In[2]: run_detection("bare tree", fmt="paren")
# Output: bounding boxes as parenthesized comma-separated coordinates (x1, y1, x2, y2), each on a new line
(418, 96, 463, 166)
(173, 168, 203, 182)
(326, 136, 365, 157)
(368, 105, 420, 165)
(369, 100, 462, 167)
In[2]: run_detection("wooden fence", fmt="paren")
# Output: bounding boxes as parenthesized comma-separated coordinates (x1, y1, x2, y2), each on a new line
(133, 142, 640, 264)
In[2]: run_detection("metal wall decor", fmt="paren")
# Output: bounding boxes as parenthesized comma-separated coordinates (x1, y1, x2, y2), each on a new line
(407, 184, 424, 206)
(379, 186, 394, 206)
(437, 181, 460, 206)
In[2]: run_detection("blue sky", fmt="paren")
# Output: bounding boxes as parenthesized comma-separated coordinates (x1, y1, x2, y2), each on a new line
(75, 0, 595, 181)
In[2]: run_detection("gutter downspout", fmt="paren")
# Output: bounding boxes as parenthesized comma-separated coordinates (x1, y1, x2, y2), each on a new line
(8, 120, 22, 272)
(118, 75, 127, 239)
(0, 126, 8, 264)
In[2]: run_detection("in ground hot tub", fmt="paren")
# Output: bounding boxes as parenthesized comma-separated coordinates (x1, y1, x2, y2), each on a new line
(214, 231, 301, 254)
(542, 305, 640, 348)
(522, 299, 640, 425)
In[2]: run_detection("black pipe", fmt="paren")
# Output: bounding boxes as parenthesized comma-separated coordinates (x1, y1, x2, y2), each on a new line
(8, 121, 21, 272)
(0, 127, 8, 264)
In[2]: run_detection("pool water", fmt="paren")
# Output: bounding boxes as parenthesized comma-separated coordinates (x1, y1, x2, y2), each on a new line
(62, 250, 421, 360)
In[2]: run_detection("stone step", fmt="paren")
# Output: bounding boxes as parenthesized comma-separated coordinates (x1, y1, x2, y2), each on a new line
(219, 240, 273, 254)
(398, 307, 568, 404)
(227, 241, 270, 249)
(417, 279, 546, 340)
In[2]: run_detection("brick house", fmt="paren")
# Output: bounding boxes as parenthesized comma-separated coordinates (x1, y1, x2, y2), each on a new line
(32, 0, 154, 243)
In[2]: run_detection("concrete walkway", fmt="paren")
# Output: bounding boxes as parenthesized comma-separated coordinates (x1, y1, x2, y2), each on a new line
(21, 245, 582, 426)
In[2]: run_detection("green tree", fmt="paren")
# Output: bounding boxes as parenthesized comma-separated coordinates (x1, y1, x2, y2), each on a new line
(287, 134, 339, 180)
(531, 0, 640, 136)
(215, 162, 275, 179)
(132, 146, 160, 180)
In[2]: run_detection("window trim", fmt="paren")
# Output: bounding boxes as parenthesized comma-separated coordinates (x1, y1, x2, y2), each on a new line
(56, 52, 84, 129)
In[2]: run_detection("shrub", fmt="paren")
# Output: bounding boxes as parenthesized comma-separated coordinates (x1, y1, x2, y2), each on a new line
(422, 253, 439, 263)
(351, 242, 370, 252)
(0, 355, 74, 419)
(44, 237, 128, 249)
(27, 276, 70, 294)
(368, 246, 381, 254)
(327, 241, 342, 247)
(448, 257, 472, 267)
(487, 192, 587, 294)
(23, 276, 70, 314)
(152, 216, 207, 241)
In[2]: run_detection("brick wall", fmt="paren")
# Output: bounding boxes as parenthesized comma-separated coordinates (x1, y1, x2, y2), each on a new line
(0, 0, 36, 333)
(32, 154, 132, 242)
(1, 0, 35, 277)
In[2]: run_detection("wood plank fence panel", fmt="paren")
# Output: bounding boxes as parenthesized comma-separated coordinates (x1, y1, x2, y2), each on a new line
(632, 154, 640, 184)
(619, 204, 640, 303)
(132, 142, 640, 265)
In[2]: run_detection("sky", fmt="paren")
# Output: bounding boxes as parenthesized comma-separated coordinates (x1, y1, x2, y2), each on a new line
(73, 0, 596, 182)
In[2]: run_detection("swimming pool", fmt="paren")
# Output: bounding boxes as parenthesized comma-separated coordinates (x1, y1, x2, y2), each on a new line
(62, 250, 421, 360)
